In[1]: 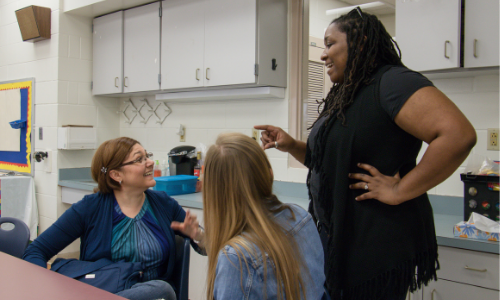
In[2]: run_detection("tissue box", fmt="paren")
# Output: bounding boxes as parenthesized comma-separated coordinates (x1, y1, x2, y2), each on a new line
(453, 221, 499, 242)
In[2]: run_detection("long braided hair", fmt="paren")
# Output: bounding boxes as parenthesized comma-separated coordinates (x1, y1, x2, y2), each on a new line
(314, 8, 404, 127)
(306, 10, 406, 296)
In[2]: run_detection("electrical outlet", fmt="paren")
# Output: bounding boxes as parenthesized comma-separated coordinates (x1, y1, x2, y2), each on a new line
(177, 124, 185, 142)
(252, 128, 259, 141)
(487, 128, 499, 151)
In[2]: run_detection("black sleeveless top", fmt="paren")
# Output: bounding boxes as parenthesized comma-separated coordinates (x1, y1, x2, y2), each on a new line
(305, 65, 439, 300)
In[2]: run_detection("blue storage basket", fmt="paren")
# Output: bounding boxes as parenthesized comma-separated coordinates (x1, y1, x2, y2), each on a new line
(153, 175, 198, 196)
(9, 119, 26, 129)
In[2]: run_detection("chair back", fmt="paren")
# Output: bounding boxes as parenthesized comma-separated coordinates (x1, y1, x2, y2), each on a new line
(0, 217, 30, 258)
(172, 235, 190, 300)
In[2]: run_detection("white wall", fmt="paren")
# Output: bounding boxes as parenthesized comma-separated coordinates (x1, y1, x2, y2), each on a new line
(55, 8, 120, 253)
(0, 0, 60, 236)
(423, 74, 500, 196)
(0, 1, 119, 255)
(119, 74, 499, 198)
(118, 95, 310, 183)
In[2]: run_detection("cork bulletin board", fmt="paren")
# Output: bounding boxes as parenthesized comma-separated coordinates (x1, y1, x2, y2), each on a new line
(0, 78, 34, 174)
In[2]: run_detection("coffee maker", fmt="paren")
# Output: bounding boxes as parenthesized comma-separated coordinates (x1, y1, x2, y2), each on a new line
(168, 145, 197, 176)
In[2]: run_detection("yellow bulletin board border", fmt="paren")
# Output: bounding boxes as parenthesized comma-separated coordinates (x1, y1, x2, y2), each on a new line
(0, 78, 34, 175)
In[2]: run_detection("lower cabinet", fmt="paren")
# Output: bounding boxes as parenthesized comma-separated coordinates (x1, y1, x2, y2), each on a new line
(422, 279, 498, 300)
(184, 207, 208, 300)
(417, 246, 500, 300)
(406, 288, 422, 300)
(61, 187, 92, 204)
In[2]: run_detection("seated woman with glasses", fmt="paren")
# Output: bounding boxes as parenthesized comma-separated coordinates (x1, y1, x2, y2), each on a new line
(23, 137, 206, 300)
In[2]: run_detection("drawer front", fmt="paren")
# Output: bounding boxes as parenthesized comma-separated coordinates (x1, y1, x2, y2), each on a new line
(437, 246, 499, 290)
(61, 187, 92, 204)
(423, 279, 499, 300)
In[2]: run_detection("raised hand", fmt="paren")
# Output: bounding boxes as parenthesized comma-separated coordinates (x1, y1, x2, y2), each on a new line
(254, 125, 294, 152)
(171, 209, 203, 241)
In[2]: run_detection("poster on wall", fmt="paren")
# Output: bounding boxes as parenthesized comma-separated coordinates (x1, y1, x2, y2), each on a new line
(0, 78, 34, 175)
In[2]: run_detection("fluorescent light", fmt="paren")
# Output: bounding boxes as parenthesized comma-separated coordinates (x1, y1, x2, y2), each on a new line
(155, 87, 285, 102)
(326, 1, 392, 16)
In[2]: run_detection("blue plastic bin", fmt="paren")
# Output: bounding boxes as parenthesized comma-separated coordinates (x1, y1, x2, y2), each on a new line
(9, 120, 26, 129)
(153, 175, 198, 196)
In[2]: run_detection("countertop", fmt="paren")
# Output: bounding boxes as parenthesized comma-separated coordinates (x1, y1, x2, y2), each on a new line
(58, 168, 499, 254)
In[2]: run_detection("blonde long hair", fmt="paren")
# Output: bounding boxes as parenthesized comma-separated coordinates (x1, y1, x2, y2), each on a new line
(203, 133, 306, 300)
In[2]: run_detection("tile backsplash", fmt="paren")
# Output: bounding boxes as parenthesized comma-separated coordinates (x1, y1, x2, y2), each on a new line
(116, 72, 499, 194)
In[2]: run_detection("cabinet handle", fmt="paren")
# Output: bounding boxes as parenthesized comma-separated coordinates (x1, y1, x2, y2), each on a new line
(473, 39, 478, 58)
(464, 265, 487, 272)
(431, 289, 436, 300)
(115, 77, 119, 87)
(124, 77, 128, 88)
(444, 40, 450, 59)
(196, 68, 200, 81)
(206, 68, 210, 80)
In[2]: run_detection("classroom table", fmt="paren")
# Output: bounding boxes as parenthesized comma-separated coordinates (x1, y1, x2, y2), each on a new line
(0, 251, 126, 300)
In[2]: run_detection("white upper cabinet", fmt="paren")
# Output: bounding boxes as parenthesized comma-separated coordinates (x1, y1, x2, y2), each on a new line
(463, 0, 499, 68)
(95, 0, 286, 95)
(123, 2, 160, 93)
(396, 0, 499, 72)
(93, 3, 160, 95)
(161, 0, 287, 91)
(92, 11, 123, 95)
(203, 0, 256, 87)
(161, 0, 205, 89)
(396, 0, 461, 72)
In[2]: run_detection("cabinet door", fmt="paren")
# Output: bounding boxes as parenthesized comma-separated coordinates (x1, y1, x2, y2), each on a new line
(92, 11, 123, 95)
(406, 288, 422, 300)
(422, 279, 499, 300)
(437, 246, 499, 290)
(182, 207, 208, 300)
(61, 187, 92, 204)
(204, 0, 256, 87)
(464, 0, 499, 68)
(123, 2, 160, 93)
(161, 0, 205, 90)
(396, 0, 461, 72)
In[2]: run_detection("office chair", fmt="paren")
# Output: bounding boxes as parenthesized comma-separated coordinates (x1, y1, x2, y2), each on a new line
(0, 217, 30, 258)
(171, 235, 190, 300)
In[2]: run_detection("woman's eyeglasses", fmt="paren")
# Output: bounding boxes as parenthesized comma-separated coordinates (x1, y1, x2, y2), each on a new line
(120, 151, 153, 167)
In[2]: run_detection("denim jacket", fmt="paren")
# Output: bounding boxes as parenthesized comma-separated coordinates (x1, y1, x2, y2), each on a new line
(213, 204, 326, 300)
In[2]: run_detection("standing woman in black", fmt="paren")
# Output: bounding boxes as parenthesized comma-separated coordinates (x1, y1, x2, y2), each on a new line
(255, 8, 476, 300)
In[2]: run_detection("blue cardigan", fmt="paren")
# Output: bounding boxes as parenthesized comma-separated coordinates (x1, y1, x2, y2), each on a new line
(23, 189, 198, 282)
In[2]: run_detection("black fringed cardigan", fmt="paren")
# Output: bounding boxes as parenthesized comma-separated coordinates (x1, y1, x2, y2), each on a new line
(305, 65, 439, 300)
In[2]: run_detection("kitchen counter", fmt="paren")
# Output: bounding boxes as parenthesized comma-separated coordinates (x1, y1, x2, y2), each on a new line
(58, 168, 499, 254)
